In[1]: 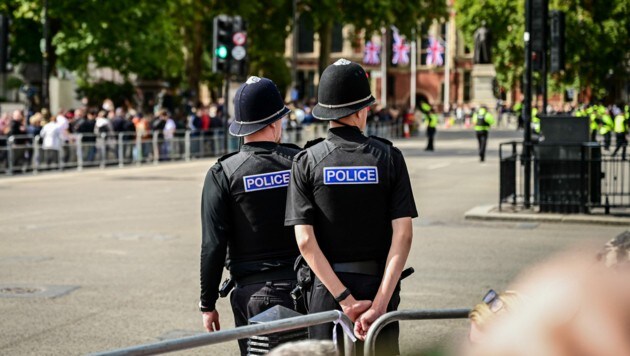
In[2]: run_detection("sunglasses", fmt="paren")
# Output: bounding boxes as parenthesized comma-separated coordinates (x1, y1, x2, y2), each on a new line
(482, 289, 505, 313)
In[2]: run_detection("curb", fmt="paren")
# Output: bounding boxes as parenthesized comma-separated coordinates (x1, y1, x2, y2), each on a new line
(464, 205, 630, 226)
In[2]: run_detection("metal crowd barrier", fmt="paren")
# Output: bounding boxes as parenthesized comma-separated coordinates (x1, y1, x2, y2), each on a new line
(90, 310, 355, 356)
(0, 121, 405, 177)
(364, 308, 471, 356)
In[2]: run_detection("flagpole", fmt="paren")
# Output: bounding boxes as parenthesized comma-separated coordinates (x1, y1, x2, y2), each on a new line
(410, 28, 417, 111)
(381, 27, 387, 107)
(444, 21, 450, 115)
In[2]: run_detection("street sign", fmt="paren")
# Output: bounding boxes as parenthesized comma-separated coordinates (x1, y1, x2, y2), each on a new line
(232, 45, 246, 61)
(232, 31, 246, 46)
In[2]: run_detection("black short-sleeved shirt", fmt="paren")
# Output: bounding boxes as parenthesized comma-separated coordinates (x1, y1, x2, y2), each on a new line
(200, 142, 300, 310)
(285, 126, 418, 263)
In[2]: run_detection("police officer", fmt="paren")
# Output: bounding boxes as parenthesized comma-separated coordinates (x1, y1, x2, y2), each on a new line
(200, 76, 301, 355)
(285, 59, 418, 355)
(612, 105, 628, 160)
(600, 107, 614, 150)
(472, 105, 495, 162)
(420, 102, 438, 151)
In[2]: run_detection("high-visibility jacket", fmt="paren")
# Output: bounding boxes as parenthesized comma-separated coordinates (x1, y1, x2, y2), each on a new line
(532, 108, 541, 134)
(614, 114, 628, 134)
(600, 114, 613, 135)
(425, 113, 438, 128)
(473, 109, 495, 131)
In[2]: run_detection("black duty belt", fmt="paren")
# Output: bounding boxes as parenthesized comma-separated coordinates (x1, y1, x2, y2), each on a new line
(234, 267, 296, 286)
(332, 260, 382, 276)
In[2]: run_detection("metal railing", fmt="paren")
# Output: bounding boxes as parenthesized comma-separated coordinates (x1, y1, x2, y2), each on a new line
(363, 308, 471, 356)
(0, 121, 404, 177)
(90, 310, 355, 356)
(499, 140, 630, 214)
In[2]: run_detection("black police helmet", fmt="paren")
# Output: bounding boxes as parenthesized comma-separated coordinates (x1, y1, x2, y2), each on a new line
(312, 59, 376, 121)
(229, 76, 291, 137)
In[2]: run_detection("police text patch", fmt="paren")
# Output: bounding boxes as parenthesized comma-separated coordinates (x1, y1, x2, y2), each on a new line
(243, 170, 291, 192)
(323, 166, 378, 185)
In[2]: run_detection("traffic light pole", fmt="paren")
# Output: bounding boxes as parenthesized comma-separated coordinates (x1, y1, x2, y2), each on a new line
(223, 71, 230, 154)
(42, 0, 50, 110)
(523, 0, 533, 209)
(542, 16, 548, 114)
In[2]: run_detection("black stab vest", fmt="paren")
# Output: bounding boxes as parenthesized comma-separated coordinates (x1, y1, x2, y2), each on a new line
(219, 144, 300, 274)
(304, 137, 393, 263)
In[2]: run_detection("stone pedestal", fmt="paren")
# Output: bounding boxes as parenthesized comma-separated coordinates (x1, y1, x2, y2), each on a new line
(471, 64, 496, 108)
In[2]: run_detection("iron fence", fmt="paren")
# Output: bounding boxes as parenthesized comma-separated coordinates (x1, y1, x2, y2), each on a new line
(363, 308, 471, 356)
(90, 310, 355, 356)
(0, 121, 403, 177)
(499, 141, 630, 214)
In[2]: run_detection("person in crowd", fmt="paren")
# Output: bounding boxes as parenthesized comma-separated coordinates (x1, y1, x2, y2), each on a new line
(285, 59, 417, 355)
(27, 112, 43, 137)
(75, 109, 97, 162)
(199, 76, 301, 355)
(39, 115, 62, 167)
(162, 111, 176, 160)
(9, 110, 30, 168)
(612, 106, 628, 160)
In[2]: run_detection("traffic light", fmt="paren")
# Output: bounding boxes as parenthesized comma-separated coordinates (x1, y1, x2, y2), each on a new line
(213, 15, 232, 74)
(550, 11, 565, 73)
(229, 16, 247, 79)
(0, 14, 9, 73)
(530, 0, 548, 53)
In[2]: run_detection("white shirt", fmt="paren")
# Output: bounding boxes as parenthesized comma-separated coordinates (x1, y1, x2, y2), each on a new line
(164, 118, 176, 139)
(40, 122, 62, 150)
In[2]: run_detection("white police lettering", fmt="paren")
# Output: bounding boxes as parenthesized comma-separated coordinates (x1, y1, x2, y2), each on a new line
(243, 170, 291, 192)
(334, 58, 351, 66)
(323, 166, 378, 185)
(246, 76, 261, 84)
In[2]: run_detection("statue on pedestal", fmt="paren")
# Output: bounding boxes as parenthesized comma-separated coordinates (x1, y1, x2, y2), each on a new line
(474, 21, 492, 64)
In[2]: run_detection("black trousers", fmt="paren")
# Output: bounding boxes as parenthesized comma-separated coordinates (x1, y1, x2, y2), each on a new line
(426, 127, 436, 151)
(476, 131, 488, 161)
(612, 133, 628, 159)
(230, 280, 299, 355)
(603, 132, 612, 150)
(307, 273, 401, 356)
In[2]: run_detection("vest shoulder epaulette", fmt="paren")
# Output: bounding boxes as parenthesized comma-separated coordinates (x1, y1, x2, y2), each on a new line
(305, 138, 335, 166)
(304, 137, 325, 148)
(219, 151, 249, 178)
(279, 142, 302, 151)
(275, 143, 301, 161)
(369, 135, 393, 146)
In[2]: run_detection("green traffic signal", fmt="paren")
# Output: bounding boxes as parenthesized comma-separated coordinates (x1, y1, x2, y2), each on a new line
(216, 45, 228, 59)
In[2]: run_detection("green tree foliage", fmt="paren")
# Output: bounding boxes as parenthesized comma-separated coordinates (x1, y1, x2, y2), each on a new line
(456, 0, 630, 98)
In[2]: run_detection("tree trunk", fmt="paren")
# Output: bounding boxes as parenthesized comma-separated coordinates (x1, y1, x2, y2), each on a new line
(187, 16, 203, 104)
(317, 20, 333, 78)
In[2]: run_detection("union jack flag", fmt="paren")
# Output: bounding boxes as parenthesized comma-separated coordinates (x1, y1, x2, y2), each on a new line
(426, 36, 444, 66)
(391, 29, 410, 66)
(363, 40, 381, 65)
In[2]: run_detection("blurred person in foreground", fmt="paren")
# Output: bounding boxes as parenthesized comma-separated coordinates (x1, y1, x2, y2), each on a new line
(462, 234, 630, 356)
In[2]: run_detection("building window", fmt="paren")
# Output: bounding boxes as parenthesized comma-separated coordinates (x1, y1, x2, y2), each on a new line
(298, 14, 314, 53)
(331, 22, 343, 53)
(464, 71, 471, 102)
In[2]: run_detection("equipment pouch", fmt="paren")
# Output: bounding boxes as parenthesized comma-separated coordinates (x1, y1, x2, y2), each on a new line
(218, 278, 235, 298)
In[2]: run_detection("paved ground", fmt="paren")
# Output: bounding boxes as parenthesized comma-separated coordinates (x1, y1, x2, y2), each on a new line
(0, 128, 626, 355)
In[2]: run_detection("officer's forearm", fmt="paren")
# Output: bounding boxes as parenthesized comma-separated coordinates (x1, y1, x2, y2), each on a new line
(372, 217, 413, 312)
(294, 224, 346, 297)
